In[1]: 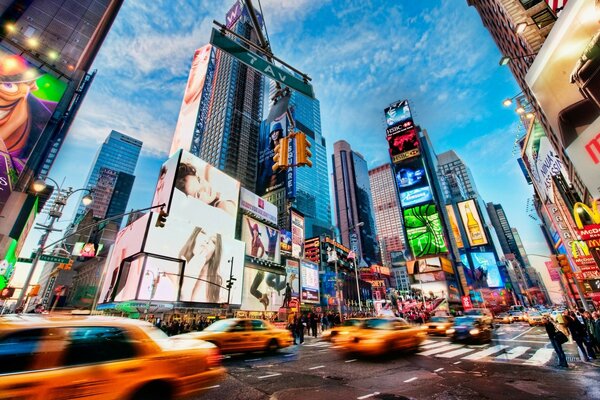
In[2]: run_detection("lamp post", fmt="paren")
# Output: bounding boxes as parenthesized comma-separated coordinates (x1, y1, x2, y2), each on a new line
(145, 269, 163, 317)
(15, 178, 93, 311)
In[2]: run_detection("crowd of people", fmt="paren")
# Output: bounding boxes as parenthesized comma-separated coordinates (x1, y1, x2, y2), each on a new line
(544, 309, 600, 368)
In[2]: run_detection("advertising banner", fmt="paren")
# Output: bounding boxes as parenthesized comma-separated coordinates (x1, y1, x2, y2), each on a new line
(393, 158, 427, 191)
(545, 261, 561, 281)
(257, 109, 289, 195)
(241, 215, 281, 264)
(566, 117, 600, 198)
(445, 205, 465, 249)
(404, 204, 448, 257)
(387, 128, 420, 163)
(72, 242, 104, 258)
(457, 199, 488, 247)
(241, 265, 290, 311)
(169, 45, 215, 156)
(285, 259, 300, 298)
(291, 210, 305, 259)
(300, 260, 320, 303)
(304, 237, 321, 264)
(280, 230, 292, 255)
(470, 252, 503, 288)
(384, 99, 413, 131)
(400, 186, 433, 208)
(0, 152, 14, 210)
(0, 52, 68, 183)
(240, 187, 278, 225)
(152, 150, 181, 214)
(127, 255, 183, 302)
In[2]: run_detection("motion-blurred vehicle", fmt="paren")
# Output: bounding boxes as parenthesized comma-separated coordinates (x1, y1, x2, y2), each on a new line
(463, 308, 493, 324)
(493, 313, 512, 324)
(0, 315, 224, 400)
(335, 318, 426, 356)
(176, 318, 293, 353)
(321, 318, 364, 342)
(509, 311, 525, 322)
(446, 316, 493, 344)
(425, 316, 454, 336)
(526, 311, 544, 326)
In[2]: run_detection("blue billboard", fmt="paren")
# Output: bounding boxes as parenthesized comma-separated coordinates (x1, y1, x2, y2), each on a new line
(471, 252, 504, 288)
(400, 186, 433, 207)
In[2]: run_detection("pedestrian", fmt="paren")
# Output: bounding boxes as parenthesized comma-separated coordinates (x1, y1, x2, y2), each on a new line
(321, 313, 329, 331)
(310, 313, 318, 337)
(296, 313, 306, 344)
(592, 312, 600, 352)
(544, 316, 569, 368)
(290, 314, 298, 345)
(565, 311, 596, 361)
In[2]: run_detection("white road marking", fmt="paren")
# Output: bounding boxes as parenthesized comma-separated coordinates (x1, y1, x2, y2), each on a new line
(418, 344, 463, 356)
(420, 341, 448, 350)
(317, 349, 329, 352)
(436, 347, 475, 358)
(493, 339, 548, 344)
(453, 361, 461, 364)
(345, 359, 357, 363)
(200, 385, 220, 390)
(462, 345, 509, 360)
(357, 392, 380, 400)
(284, 354, 295, 357)
(422, 339, 435, 345)
(434, 367, 444, 372)
(246, 358, 262, 362)
(495, 346, 530, 360)
(304, 343, 326, 347)
(404, 377, 418, 383)
(510, 327, 534, 341)
(525, 348, 554, 365)
(309, 365, 325, 370)
(258, 373, 281, 379)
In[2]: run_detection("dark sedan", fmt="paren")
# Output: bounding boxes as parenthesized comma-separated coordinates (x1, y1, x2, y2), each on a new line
(446, 316, 493, 344)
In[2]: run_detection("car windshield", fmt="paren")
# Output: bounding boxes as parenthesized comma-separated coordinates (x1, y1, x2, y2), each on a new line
(343, 319, 362, 327)
(529, 312, 541, 316)
(362, 319, 394, 330)
(203, 319, 237, 332)
(430, 317, 450, 322)
(464, 309, 487, 316)
(455, 317, 477, 326)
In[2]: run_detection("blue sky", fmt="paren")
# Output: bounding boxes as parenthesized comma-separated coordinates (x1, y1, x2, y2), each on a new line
(21, 0, 552, 278)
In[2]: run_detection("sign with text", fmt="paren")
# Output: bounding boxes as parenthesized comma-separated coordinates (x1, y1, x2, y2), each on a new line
(300, 260, 319, 303)
(240, 188, 278, 225)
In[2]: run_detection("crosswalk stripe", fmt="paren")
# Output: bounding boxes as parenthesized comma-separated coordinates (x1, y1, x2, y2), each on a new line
(495, 346, 530, 360)
(420, 342, 448, 350)
(524, 348, 554, 365)
(436, 347, 475, 358)
(462, 345, 508, 360)
(418, 344, 463, 356)
(422, 339, 435, 345)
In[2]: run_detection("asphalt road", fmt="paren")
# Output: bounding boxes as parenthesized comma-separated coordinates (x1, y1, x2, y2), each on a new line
(191, 322, 600, 400)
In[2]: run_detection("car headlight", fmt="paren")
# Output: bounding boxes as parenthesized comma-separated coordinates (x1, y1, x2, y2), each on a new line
(446, 328, 455, 334)
(340, 331, 350, 335)
(437, 326, 444, 330)
(469, 328, 480, 335)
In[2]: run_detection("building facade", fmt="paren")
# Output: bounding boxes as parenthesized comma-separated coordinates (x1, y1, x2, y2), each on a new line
(368, 163, 406, 267)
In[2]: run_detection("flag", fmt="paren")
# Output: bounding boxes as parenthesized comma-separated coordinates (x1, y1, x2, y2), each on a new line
(545, 0, 568, 14)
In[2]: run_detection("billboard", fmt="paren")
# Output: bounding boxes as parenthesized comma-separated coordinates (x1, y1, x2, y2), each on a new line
(393, 158, 427, 191)
(285, 259, 300, 298)
(0, 153, 14, 210)
(300, 260, 319, 303)
(457, 199, 488, 247)
(545, 260, 561, 281)
(470, 252, 503, 288)
(384, 99, 413, 130)
(445, 205, 465, 249)
(171, 150, 240, 237)
(152, 150, 181, 213)
(0, 52, 68, 184)
(403, 204, 448, 257)
(400, 186, 433, 208)
(257, 109, 289, 195)
(72, 242, 104, 258)
(239, 187, 278, 225)
(241, 215, 281, 264)
(116, 255, 183, 303)
(241, 265, 288, 311)
(291, 210, 305, 259)
(280, 230, 292, 255)
(387, 128, 420, 163)
(169, 45, 215, 156)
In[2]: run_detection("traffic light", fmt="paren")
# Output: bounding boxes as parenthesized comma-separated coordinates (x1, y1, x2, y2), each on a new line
(556, 254, 570, 273)
(226, 277, 237, 289)
(295, 132, 312, 167)
(272, 137, 289, 172)
(155, 208, 169, 228)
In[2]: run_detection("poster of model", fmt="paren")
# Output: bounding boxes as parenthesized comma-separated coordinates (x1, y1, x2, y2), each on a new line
(241, 265, 287, 311)
(241, 215, 281, 264)
(285, 259, 300, 298)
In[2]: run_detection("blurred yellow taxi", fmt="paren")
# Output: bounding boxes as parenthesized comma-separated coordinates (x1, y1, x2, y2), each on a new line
(177, 318, 293, 353)
(322, 318, 364, 342)
(425, 316, 454, 336)
(335, 317, 426, 356)
(0, 315, 224, 400)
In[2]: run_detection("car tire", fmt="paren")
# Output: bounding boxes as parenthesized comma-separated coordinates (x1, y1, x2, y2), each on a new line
(130, 381, 173, 400)
(266, 339, 279, 353)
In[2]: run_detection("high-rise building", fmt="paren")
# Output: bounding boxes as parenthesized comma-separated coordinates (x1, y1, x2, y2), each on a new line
(368, 163, 405, 267)
(169, 2, 264, 192)
(332, 140, 379, 266)
(76, 130, 141, 225)
(437, 150, 480, 203)
(486, 203, 524, 261)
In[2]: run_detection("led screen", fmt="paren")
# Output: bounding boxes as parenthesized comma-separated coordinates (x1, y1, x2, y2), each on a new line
(72, 242, 104, 258)
(300, 260, 319, 303)
(445, 205, 465, 249)
(457, 199, 489, 247)
(384, 99, 413, 128)
(291, 211, 305, 259)
(387, 128, 420, 163)
(285, 259, 300, 298)
(400, 186, 433, 208)
(280, 230, 292, 255)
(241, 265, 289, 311)
(241, 215, 281, 264)
(471, 252, 503, 288)
(240, 187, 278, 225)
(404, 204, 448, 257)
(257, 109, 289, 195)
(394, 158, 427, 190)
(151, 150, 181, 214)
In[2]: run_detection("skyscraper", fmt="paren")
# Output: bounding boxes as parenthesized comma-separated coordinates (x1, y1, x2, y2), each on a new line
(76, 130, 141, 225)
(437, 150, 480, 203)
(332, 140, 379, 266)
(169, 2, 264, 192)
(368, 163, 405, 267)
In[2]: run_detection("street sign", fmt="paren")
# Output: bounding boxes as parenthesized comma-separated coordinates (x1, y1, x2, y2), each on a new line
(39, 254, 70, 264)
(210, 28, 315, 99)
(17, 257, 33, 263)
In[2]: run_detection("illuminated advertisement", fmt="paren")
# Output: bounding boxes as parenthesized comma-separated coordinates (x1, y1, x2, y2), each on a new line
(545, 261, 561, 282)
(0, 152, 14, 210)
(406, 257, 443, 274)
(0, 239, 17, 291)
(285, 259, 300, 298)
(240, 187, 278, 225)
(119, 255, 183, 302)
(99, 213, 152, 303)
(394, 158, 427, 190)
(280, 230, 292, 255)
(291, 210, 305, 259)
(171, 150, 240, 237)
(300, 260, 319, 303)
(144, 211, 245, 304)
(404, 204, 448, 257)
(169, 45, 215, 156)
(445, 205, 465, 249)
(257, 108, 290, 195)
(400, 186, 433, 208)
(241, 215, 281, 264)
(387, 128, 420, 163)
(72, 242, 104, 258)
(241, 266, 288, 311)
(471, 252, 503, 288)
(0, 52, 68, 182)
(384, 99, 413, 130)
(152, 150, 181, 213)
(457, 199, 488, 247)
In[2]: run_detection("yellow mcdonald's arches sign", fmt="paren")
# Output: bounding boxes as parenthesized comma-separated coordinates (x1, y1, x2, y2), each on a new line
(573, 201, 600, 229)
(571, 240, 591, 258)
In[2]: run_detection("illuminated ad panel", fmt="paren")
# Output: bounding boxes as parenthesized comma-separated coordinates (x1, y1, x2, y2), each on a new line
(445, 205, 465, 249)
(403, 204, 448, 257)
(0, 152, 13, 210)
(393, 158, 432, 208)
(240, 187, 278, 225)
(470, 252, 503, 288)
(115, 254, 184, 302)
(257, 110, 290, 195)
(457, 199, 488, 247)
(151, 150, 181, 213)
(0, 52, 67, 186)
(171, 150, 240, 238)
(300, 260, 320, 303)
(241, 265, 291, 311)
(241, 215, 281, 264)
(280, 230, 292, 255)
(387, 128, 420, 163)
(169, 45, 215, 156)
(72, 243, 104, 258)
(285, 259, 300, 298)
(384, 99, 414, 131)
(291, 210, 305, 259)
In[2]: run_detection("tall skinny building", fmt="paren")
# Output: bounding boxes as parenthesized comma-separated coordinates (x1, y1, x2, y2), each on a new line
(332, 140, 379, 266)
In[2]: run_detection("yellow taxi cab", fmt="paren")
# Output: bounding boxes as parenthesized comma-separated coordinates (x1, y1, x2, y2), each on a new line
(0, 314, 225, 400)
(321, 318, 365, 343)
(178, 318, 293, 353)
(335, 317, 426, 357)
(425, 316, 454, 336)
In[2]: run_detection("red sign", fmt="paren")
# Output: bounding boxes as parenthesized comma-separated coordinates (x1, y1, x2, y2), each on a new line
(461, 296, 473, 310)
(545, 261, 561, 281)
(578, 225, 600, 240)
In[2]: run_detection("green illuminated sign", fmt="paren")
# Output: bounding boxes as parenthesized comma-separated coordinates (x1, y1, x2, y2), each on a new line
(404, 204, 448, 257)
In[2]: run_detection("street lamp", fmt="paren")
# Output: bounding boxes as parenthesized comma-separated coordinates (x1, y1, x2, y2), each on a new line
(15, 178, 93, 311)
(501, 92, 523, 107)
(514, 21, 538, 35)
(498, 53, 538, 66)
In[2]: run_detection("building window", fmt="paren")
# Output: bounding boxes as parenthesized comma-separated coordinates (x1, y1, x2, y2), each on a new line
(531, 8, 556, 29)
(519, 0, 543, 10)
